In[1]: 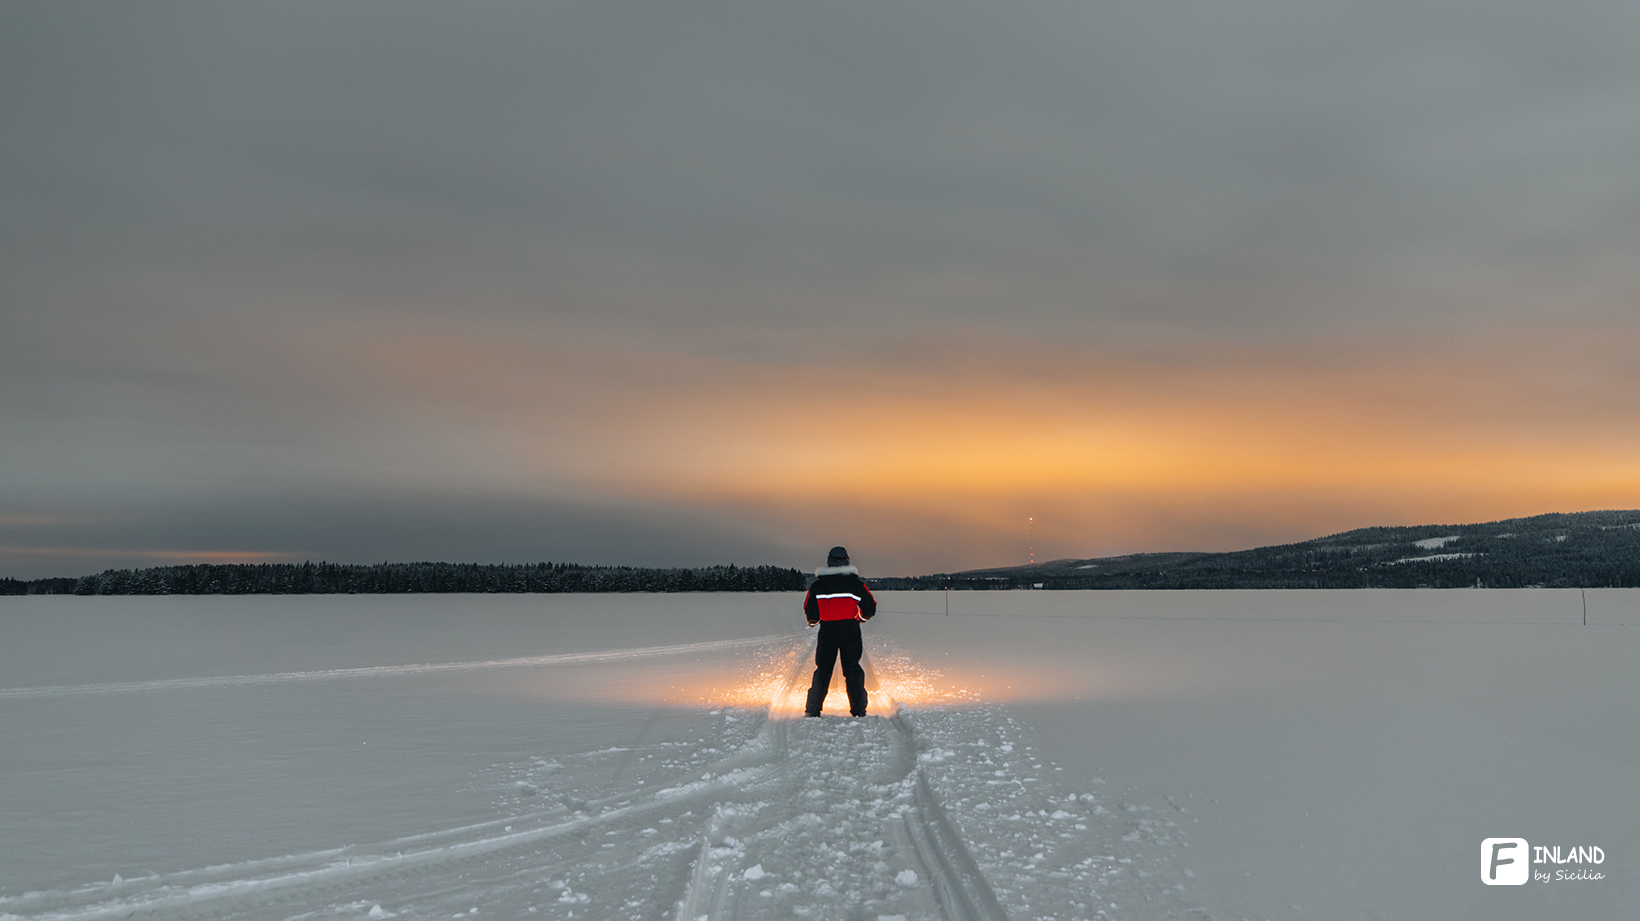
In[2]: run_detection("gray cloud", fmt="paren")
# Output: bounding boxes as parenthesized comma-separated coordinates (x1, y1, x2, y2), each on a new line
(10, 2, 1636, 331)
(0, 488, 811, 579)
(4, 1, 1638, 575)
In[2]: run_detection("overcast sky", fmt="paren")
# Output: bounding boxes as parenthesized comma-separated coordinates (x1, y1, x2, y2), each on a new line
(4, 1, 1638, 578)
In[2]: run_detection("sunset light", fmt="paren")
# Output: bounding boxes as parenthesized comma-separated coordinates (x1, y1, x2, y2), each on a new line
(317, 323, 1640, 573)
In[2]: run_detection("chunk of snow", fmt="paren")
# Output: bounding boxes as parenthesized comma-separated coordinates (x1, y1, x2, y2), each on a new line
(743, 864, 766, 881)
(895, 869, 919, 887)
(368, 906, 390, 919)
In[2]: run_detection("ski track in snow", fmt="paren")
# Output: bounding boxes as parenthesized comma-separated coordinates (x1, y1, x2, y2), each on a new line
(0, 636, 792, 700)
(0, 639, 1200, 921)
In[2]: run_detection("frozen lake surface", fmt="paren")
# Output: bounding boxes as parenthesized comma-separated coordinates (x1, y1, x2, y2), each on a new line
(2, 590, 1635, 920)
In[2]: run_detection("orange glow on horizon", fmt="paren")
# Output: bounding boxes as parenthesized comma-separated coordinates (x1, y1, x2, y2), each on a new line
(345, 321, 1640, 566)
(0, 546, 294, 564)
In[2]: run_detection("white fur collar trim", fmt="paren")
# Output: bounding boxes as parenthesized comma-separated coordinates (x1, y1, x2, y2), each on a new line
(815, 564, 858, 576)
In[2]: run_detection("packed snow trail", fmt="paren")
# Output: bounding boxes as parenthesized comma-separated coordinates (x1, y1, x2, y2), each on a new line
(0, 638, 1200, 921)
(0, 636, 793, 700)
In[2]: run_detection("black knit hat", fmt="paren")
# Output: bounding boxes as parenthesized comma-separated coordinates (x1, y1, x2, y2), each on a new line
(826, 546, 850, 567)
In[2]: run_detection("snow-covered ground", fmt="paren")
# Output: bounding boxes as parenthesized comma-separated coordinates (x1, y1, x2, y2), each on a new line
(2, 590, 1635, 920)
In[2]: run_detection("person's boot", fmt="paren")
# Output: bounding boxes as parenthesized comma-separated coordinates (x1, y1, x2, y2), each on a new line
(846, 681, 868, 717)
(805, 685, 827, 717)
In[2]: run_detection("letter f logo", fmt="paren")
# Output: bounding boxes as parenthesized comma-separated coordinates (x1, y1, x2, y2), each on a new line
(1482, 838, 1529, 885)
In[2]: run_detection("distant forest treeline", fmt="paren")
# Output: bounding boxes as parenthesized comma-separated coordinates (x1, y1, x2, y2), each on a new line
(874, 510, 1640, 591)
(8, 511, 1640, 596)
(0, 561, 806, 596)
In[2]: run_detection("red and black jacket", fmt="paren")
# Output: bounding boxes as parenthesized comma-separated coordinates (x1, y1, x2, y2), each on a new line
(804, 565, 877, 624)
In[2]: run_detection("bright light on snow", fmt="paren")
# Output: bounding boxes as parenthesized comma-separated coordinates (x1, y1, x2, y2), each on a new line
(651, 640, 977, 716)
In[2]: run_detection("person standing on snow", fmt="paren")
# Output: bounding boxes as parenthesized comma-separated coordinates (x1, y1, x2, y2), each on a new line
(803, 546, 877, 717)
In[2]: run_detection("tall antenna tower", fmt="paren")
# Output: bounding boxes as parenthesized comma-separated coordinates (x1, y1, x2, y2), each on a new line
(1029, 516, 1035, 566)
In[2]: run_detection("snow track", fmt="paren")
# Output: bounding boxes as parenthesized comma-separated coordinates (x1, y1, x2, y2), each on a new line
(902, 771, 1009, 921)
(0, 636, 792, 700)
(2, 637, 1199, 921)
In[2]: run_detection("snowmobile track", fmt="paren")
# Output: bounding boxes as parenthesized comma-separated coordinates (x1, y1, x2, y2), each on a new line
(900, 760, 1010, 921)
(4, 634, 1193, 921)
(663, 639, 1010, 921)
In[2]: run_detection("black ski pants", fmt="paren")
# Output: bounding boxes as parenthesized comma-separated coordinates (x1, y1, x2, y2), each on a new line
(806, 619, 866, 716)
